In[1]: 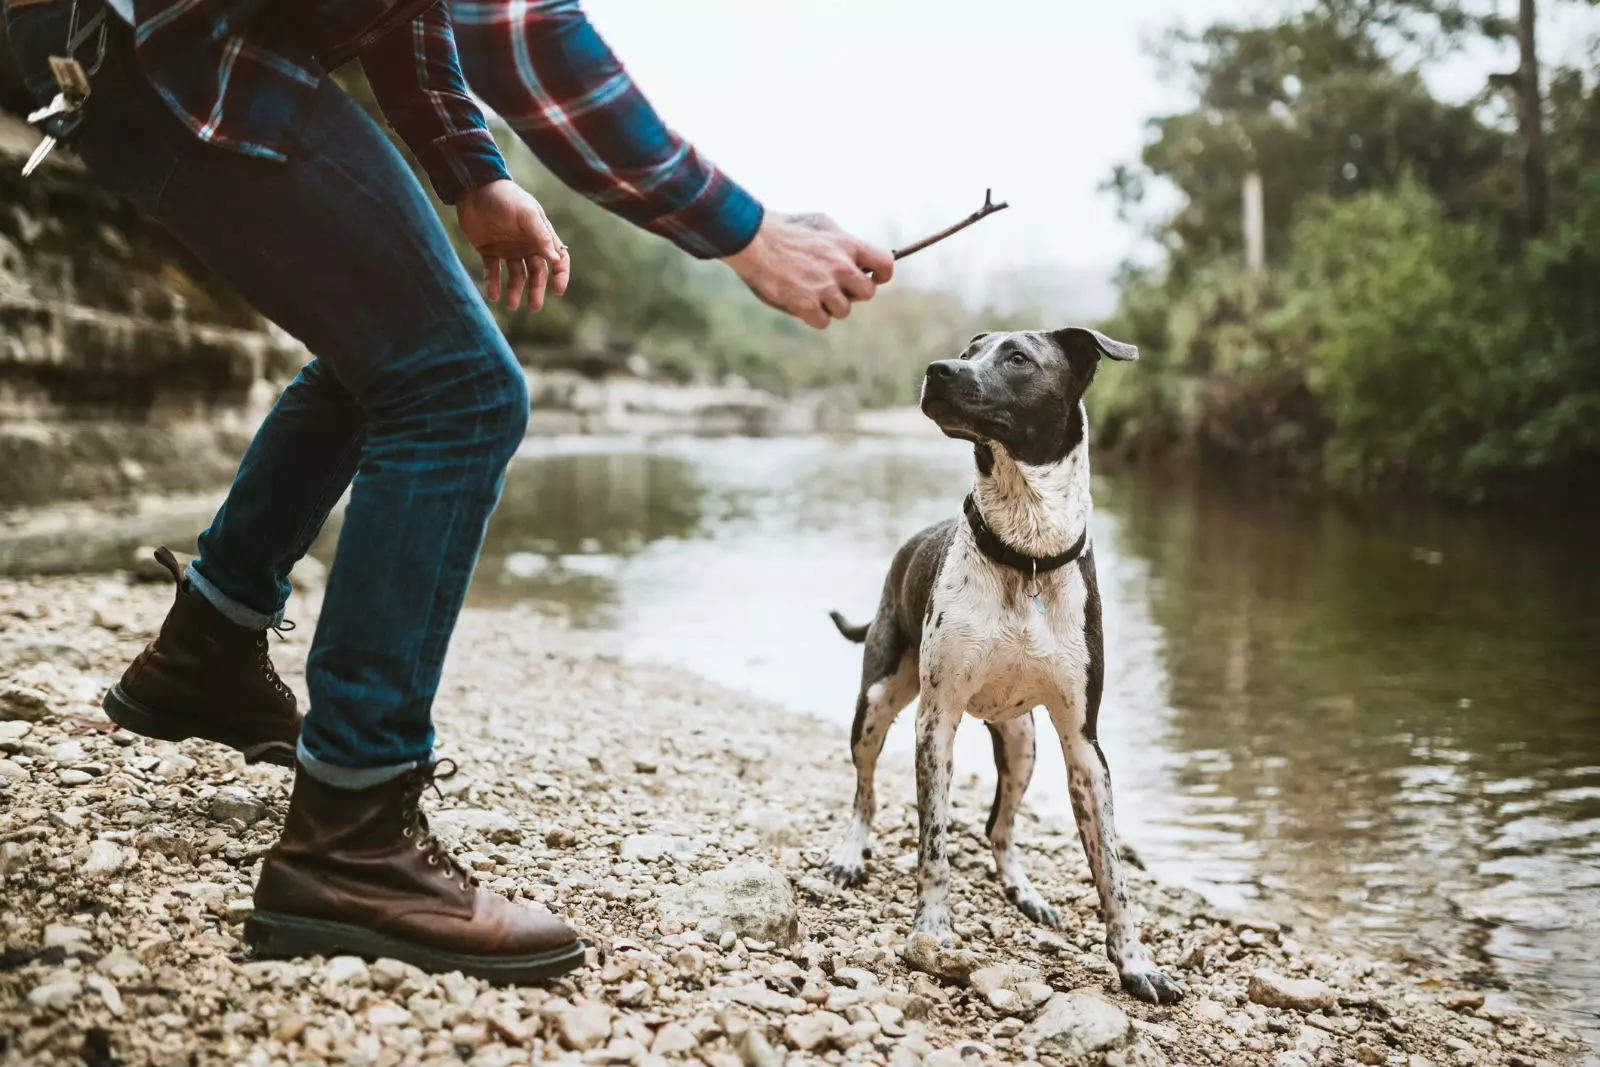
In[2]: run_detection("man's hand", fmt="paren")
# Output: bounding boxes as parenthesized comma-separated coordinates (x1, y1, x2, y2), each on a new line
(723, 213, 894, 329)
(456, 180, 572, 312)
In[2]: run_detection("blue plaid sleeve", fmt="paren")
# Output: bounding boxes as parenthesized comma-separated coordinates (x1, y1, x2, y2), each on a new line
(450, 0, 764, 259)
(361, 3, 512, 204)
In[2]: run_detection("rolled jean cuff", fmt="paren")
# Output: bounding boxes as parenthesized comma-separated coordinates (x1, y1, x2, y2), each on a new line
(185, 562, 285, 630)
(296, 739, 434, 790)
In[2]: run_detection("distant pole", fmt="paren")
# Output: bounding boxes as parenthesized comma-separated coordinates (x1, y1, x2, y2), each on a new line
(1243, 171, 1265, 272)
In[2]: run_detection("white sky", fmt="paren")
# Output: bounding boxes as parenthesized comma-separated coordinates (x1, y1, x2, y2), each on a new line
(580, 0, 1600, 312)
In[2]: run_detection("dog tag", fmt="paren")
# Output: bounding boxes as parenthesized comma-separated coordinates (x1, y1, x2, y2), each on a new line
(1030, 594, 1046, 616)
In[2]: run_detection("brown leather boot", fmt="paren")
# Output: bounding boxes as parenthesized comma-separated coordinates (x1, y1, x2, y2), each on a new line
(102, 547, 301, 766)
(245, 761, 585, 983)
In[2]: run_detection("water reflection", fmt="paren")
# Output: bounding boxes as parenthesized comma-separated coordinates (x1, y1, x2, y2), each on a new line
(469, 439, 1600, 1049)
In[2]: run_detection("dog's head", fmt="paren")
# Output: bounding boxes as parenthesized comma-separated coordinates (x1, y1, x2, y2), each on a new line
(919, 327, 1138, 465)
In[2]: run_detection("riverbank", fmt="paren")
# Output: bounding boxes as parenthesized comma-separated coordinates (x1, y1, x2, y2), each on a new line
(0, 573, 1584, 1067)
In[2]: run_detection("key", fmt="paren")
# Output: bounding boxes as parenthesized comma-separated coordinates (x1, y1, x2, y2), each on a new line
(21, 135, 58, 178)
(27, 92, 73, 126)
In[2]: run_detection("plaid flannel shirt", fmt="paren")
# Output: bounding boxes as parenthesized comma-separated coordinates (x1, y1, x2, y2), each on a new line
(449, 0, 763, 259)
(125, 0, 509, 203)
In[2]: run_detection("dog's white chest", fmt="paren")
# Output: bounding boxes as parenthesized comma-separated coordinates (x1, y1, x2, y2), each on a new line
(924, 549, 1089, 724)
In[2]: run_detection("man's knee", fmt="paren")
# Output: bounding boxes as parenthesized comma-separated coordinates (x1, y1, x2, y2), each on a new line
(476, 341, 530, 460)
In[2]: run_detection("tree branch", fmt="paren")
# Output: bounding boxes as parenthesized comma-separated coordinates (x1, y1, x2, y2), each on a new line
(892, 189, 1011, 261)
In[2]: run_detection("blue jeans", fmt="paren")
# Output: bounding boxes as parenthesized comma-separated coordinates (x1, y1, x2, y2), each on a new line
(5, 6, 529, 786)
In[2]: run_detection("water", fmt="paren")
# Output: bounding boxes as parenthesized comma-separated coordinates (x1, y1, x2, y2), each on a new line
(462, 435, 1600, 1048)
(36, 432, 1600, 1046)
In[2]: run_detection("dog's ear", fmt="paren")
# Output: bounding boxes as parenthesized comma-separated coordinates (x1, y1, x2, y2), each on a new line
(964, 332, 993, 353)
(1048, 327, 1139, 377)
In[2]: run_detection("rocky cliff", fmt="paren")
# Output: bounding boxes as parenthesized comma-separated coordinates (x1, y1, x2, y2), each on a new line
(0, 112, 304, 507)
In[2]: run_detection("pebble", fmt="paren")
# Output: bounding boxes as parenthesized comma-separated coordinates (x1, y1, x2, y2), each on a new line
(1249, 970, 1337, 1012)
(206, 786, 267, 825)
(0, 685, 51, 722)
(657, 863, 799, 947)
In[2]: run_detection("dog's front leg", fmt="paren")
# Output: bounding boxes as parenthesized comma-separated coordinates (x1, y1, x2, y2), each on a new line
(1049, 706, 1183, 1004)
(911, 684, 964, 942)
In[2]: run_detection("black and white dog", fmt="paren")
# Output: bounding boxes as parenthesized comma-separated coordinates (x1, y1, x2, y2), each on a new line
(824, 328, 1182, 1004)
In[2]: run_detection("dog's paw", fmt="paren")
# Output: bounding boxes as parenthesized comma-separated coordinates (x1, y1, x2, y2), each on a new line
(1118, 961, 1185, 1005)
(1004, 885, 1063, 929)
(820, 861, 866, 888)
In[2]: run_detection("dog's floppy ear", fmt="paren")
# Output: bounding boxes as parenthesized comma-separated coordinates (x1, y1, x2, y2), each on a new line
(964, 332, 993, 353)
(1048, 327, 1139, 365)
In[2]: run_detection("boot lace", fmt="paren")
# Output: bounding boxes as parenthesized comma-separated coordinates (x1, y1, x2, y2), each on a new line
(399, 759, 475, 893)
(256, 619, 296, 701)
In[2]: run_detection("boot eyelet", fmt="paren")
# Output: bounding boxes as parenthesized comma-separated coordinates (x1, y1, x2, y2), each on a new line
(415, 840, 428, 851)
(427, 855, 437, 866)
(402, 828, 413, 838)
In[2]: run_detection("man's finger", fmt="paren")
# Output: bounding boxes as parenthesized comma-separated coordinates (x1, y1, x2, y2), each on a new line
(798, 301, 830, 330)
(550, 247, 571, 296)
(537, 212, 565, 265)
(839, 269, 877, 303)
(820, 289, 851, 321)
(506, 259, 529, 311)
(857, 242, 895, 284)
(483, 256, 503, 303)
(529, 258, 550, 313)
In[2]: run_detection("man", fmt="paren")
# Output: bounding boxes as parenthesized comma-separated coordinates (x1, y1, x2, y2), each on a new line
(447, 0, 894, 329)
(5, 0, 591, 980)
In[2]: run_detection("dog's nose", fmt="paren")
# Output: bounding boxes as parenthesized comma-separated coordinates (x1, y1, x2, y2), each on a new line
(926, 360, 964, 380)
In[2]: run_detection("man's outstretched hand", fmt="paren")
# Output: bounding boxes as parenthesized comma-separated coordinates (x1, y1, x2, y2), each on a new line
(724, 213, 894, 329)
(456, 180, 571, 312)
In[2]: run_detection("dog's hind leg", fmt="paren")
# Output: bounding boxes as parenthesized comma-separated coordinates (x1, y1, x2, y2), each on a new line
(985, 714, 1062, 928)
(823, 634, 917, 887)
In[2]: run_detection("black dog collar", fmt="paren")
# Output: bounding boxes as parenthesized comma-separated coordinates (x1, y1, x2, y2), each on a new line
(963, 494, 1088, 577)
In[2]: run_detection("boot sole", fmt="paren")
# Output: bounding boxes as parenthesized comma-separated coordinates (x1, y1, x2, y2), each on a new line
(102, 684, 296, 767)
(244, 910, 586, 984)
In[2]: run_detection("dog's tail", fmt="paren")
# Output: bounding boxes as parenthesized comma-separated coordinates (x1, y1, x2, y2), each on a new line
(828, 611, 870, 644)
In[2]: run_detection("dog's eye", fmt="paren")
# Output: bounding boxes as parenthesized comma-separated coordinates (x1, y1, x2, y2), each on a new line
(1007, 352, 1029, 368)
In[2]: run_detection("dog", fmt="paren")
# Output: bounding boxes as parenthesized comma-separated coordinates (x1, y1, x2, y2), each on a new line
(823, 327, 1182, 1004)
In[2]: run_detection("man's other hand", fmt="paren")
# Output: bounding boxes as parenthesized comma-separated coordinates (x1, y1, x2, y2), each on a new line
(723, 213, 894, 329)
(456, 180, 571, 312)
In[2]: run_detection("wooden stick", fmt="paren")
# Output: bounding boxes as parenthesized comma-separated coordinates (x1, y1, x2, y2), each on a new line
(892, 188, 1010, 261)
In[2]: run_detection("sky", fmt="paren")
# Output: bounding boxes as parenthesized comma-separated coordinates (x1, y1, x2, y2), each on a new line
(579, 0, 1600, 317)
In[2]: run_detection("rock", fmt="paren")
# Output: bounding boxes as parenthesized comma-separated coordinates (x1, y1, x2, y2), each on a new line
(544, 826, 579, 848)
(651, 1023, 697, 1056)
(1249, 971, 1336, 1012)
(43, 923, 91, 949)
(620, 834, 697, 863)
(1020, 993, 1137, 1066)
(85, 974, 125, 1017)
(433, 808, 524, 845)
(987, 988, 1024, 1014)
(153, 754, 196, 782)
(320, 956, 371, 987)
(1441, 990, 1486, 1012)
(1192, 997, 1228, 1023)
(83, 838, 134, 876)
(738, 1027, 783, 1067)
(1355, 1044, 1388, 1065)
(902, 933, 987, 981)
(618, 980, 650, 1006)
(207, 786, 267, 825)
(0, 758, 27, 781)
(27, 971, 82, 1011)
(1274, 1054, 1316, 1067)
(657, 863, 799, 947)
(559, 1001, 613, 1051)
(0, 685, 50, 722)
(783, 1012, 839, 1052)
(370, 957, 413, 991)
(833, 966, 878, 989)
(0, 720, 30, 742)
(57, 768, 94, 786)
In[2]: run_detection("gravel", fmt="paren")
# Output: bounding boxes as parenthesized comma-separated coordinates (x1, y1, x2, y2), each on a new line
(0, 573, 1587, 1066)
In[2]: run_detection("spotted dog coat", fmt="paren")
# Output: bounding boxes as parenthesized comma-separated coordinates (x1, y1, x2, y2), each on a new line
(824, 328, 1182, 1005)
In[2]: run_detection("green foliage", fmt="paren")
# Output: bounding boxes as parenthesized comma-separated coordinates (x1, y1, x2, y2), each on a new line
(1099, 0, 1600, 503)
